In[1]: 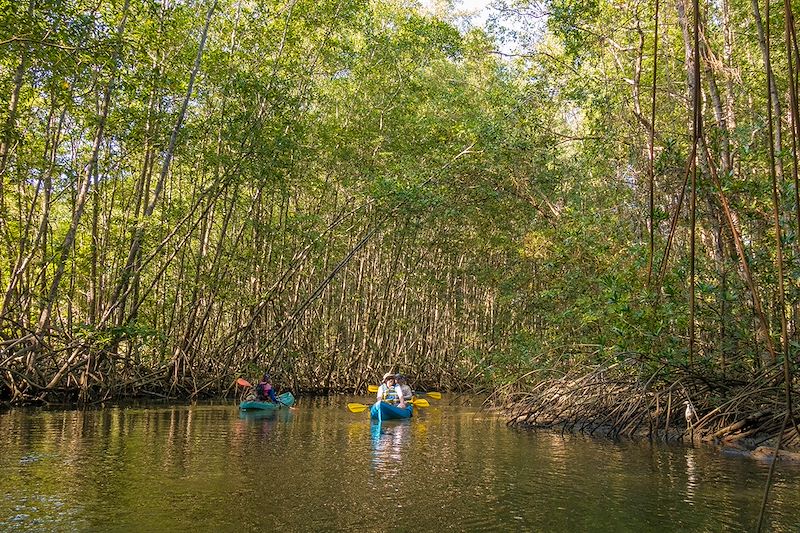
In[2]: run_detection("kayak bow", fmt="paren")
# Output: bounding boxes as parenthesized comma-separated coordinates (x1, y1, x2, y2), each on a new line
(369, 401, 413, 420)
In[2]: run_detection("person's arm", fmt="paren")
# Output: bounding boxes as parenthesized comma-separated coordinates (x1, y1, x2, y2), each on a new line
(376, 385, 383, 402)
(396, 385, 406, 407)
(268, 387, 278, 403)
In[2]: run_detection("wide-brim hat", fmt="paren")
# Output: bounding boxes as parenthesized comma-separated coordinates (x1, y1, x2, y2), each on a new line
(382, 372, 395, 382)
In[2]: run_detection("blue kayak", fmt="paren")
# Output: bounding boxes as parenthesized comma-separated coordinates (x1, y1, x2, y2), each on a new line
(370, 401, 413, 420)
(239, 392, 295, 410)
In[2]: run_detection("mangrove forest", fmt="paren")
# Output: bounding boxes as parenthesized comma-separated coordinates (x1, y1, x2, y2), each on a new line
(1, 0, 799, 456)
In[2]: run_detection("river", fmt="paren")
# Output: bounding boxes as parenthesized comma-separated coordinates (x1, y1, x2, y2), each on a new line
(1, 396, 798, 531)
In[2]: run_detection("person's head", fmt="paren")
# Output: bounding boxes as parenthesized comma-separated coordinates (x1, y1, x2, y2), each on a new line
(262, 372, 271, 382)
(395, 374, 406, 384)
(382, 372, 395, 384)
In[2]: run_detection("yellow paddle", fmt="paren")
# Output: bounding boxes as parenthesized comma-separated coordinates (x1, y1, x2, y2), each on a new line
(347, 402, 370, 413)
(367, 384, 441, 400)
(347, 398, 429, 413)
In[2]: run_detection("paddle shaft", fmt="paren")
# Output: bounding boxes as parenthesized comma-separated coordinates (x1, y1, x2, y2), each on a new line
(347, 398, 426, 413)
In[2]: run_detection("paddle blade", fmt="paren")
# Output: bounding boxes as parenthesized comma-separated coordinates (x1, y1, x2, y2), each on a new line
(347, 403, 369, 413)
(426, 392, 442, 400)
(411, 398, 430, 408)
(367, 385, 379, 393)
(236, 378, 252, 388)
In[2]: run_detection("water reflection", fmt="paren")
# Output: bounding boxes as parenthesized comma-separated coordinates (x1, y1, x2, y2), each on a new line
(238, 409, 294, 422)
(235, 409, 293, 444)
(2, 402, 800, 532)
(685, 448, 697, 504)
(370, 420, 411, 477)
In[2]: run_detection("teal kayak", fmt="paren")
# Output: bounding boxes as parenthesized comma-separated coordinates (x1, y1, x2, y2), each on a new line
(370, 401, 412, 420)
(239, 392, 295, 410)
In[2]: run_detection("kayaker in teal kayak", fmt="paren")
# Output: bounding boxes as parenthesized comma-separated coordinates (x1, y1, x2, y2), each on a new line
(256, 373, 279, 403)
(376, 372, 406, 409)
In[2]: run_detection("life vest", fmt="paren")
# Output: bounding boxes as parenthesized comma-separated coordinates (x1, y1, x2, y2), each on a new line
(381, 384, 400, 403)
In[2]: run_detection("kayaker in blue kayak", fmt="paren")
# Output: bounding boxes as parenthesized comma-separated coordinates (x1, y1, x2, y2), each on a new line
(255, 373, 279, 403)
(395, 374, 413, 400)
(376, 372, 406, 408)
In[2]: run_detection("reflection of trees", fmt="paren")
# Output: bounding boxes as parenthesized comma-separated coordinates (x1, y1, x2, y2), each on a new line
(371, 421, 411, 478)
(235, 409, 293, 442)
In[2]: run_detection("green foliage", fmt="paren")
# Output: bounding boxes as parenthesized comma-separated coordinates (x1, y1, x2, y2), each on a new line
(72, 322, 163, 348)
(2, 0, 793, 399)
(546, 0, 601, 61)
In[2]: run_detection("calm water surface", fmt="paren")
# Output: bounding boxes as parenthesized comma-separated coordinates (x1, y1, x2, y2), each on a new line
(1, 396, 798, 532)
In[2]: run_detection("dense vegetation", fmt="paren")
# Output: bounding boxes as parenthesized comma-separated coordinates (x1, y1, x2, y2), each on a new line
(0, 0, 797, 449)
